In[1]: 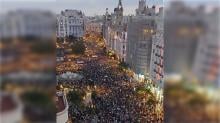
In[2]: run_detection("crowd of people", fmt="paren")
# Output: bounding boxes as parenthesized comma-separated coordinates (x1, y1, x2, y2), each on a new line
(57, 39, 164, 123)
(68, 59, 163, 123)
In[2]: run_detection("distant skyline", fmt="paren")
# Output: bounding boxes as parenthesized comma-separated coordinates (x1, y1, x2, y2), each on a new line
(1, 0, 161, 16)
(0, 0, 219, 16)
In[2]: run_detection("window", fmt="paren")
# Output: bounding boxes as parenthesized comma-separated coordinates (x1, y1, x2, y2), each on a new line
(140, 43, 146, 48)
(151, 29, 154, 33)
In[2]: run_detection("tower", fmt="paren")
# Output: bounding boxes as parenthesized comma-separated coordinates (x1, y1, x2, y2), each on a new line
(139, 0, 146, 10)
(118, 0, 123, 9)
(116, 0, 123, 16)
(136, 0, 147, 15)
(114, 0, 123, 25)
(105, 8, 109, 20)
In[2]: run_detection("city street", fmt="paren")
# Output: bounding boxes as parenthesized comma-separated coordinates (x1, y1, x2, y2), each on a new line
(57, 33, 163, 123)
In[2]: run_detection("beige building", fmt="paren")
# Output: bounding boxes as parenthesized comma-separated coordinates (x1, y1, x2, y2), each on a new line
(85, 21, 103, 35)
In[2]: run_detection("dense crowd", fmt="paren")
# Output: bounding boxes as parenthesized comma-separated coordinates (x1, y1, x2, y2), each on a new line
(67, 60, 163, 123)
(58, 40, 164, 123)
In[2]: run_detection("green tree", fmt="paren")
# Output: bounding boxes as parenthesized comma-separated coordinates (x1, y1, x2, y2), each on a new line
(56, 37, 64, 43)
(91, 91, 97, 101)
(119, 61, 129, 70)
(66, 36, 78, 42)
(71, 41, 86, 55)
(67, 90, 84, 106)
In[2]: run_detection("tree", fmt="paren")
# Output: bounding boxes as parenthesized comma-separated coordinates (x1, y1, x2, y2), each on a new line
(71, 41, 86, 55)
(91, 91, 97, 101)
(56, 37, 64, 43)
(67, 36, 78, 42)
(119, 61, 129, 70)
(67, 90, 84, 106)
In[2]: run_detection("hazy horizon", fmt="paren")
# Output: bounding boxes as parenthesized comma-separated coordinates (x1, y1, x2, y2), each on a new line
(0, 0, 162, 16)
(0, 0, 219, 16)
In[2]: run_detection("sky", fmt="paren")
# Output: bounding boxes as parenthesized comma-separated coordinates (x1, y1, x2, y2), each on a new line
(0, 0, 163, 16)
(0, 0, 219, 16)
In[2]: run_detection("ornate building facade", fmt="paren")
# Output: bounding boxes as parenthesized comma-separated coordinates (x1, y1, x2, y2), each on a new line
(56, 9, 85, 38)
(103, 0, 127, 62)
(103, 0, 164, 87)
(136, 0, 156, 16)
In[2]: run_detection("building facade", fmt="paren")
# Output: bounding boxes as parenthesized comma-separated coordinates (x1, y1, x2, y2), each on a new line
(126, 0, 163, 82)
(56, 9, 85, 38)
(103, 0, 128, 62)
(136, 0, 156, 16)
(150, 8, 164, 88)
(126, 16, 156, 81)
(85, 21, 103, 35)
(103, 0, 164, 85)
(164, 1, 206, 78)
(192, 8, 220, 87)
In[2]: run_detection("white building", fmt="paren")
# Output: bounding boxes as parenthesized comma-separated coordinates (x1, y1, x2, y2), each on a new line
(56, 9, 85, 38)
